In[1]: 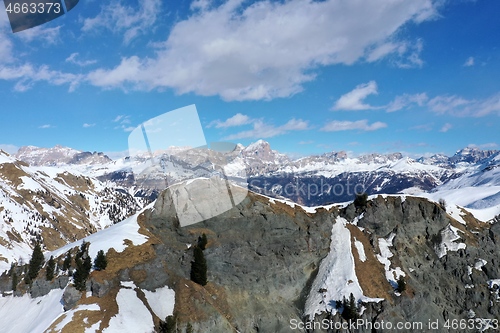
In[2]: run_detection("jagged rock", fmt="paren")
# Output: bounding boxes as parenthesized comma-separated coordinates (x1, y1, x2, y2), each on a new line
(90, 278, 111, 298)
(29, 276, 69, 298)
(62, 285, 81, 311)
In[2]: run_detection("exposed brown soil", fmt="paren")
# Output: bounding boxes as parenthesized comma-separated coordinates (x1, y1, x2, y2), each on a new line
(346, 224, 393, 303)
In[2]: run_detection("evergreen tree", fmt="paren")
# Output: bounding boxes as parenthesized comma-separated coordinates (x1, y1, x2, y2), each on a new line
(186, 323, 193, 333)
(83, 256, 92, 276)
(438, 198, 447, 211)
(76, 240, 89, 261)
(198, 233, 208, 250)
(25, 242, 44, 284)
(159, 315, 177, 333)
(12, 270, 18, 291)
(46, 256, 56, 281)
(94, 250, 108, 271)
(341, 293, 359, 321)
(396, 276, 406, 293)
(62, 251, 72, 271)
(348, 293, 358, 318)
(190, 246, 207, 286)
(354, 192, 368, 211)
(73, 256, 92, 291)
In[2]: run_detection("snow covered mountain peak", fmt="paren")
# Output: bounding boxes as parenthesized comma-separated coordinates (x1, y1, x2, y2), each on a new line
(15, 145, 112, 167)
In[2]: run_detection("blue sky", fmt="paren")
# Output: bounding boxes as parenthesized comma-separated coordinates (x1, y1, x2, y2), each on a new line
(0, 0, 498, 158)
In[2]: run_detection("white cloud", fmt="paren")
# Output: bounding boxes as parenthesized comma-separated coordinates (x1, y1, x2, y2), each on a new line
(112, 115, 133, 131)
(386, 93, 428, 112)
(209, 113, 252, 128)
(85, 0, 440, 101)
(15, 25, 61, 45)
(366, 42, 400, 62)
(321, 119, 387, 132)
(463, 56, 474, 67)
(0, 64, 82, 91)
(439, 123, 452, 132)
(410, 123, 433, 131)
(367, 39, 425, 68)
(395, 39, 424, 68)
(388, 91, 500, 117)
(333, 81, 379, 111)
(427, 94, 500, 117)
(223, 118, 309, 140)
(468, 143, 498, 149)
(0, 144, 19, 154)
(83, 123, 96, 128)
(0, 35, 13, 64)
(39, 124, 54, 129)
(66, 53, 97, 67)
(82, 0, 161, 44)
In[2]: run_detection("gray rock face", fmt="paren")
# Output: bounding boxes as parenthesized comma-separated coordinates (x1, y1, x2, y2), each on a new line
(29, 275, 69, 298)
(146, 185, 334, 332)
(90, 278, 111, 298)
(143, 186, 499, 332)
(337, 196, 500, 332)
(62, 285, 81, 311)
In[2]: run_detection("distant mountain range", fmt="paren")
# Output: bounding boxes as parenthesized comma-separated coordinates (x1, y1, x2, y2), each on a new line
(9, 140, 500, 209)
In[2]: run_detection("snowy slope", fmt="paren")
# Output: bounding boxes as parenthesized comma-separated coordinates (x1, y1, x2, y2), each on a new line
(0, 151, 142, 273)
(304, 217, 383, 319)
(0, 203, 175, 333)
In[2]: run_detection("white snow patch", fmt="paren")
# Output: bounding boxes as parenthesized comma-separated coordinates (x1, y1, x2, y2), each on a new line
(121, 281, 136, 288)
(0, 288, 65, 333)
(489, 279, 500, 289)
(354, 238, 366, 262)
(474, 259, 487, 271)
(376, 233, 405, 288)
(304, 217, 383, 320)
(17, 176, 44, 192)
(53, 304, 100, 331)
(47, 206, 150, 262)
(86, 321, 102, 333)
(103, 288, 154, 333)
(143, 286, 176, 320)
(435, 224, 466, 258)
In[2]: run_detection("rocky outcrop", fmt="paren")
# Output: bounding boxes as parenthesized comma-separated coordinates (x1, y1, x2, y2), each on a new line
(143, 186, 499, 332)
(145, 183, 335, 332)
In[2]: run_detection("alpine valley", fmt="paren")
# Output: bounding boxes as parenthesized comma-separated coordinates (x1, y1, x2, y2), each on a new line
(0, 141, 499, 333)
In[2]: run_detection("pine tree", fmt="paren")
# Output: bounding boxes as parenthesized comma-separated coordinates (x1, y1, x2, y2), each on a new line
(62, 251, 72, 271)
(341, 293, 359, 321)
(76, 241, 88, 261)
(12, 270, 18, 291)
(186, 323, 193, 333)
(83, 256, 92, 276)
(396, 276, 406, 293)
(354, 192, 368, 211)
(190, 246, 207, 286)
(198, 233, 208, 250)
(73, 256, 92, 291)
(348, 293, 358, 319)
(25, 242, 44, 284)
(46, 256, 56, 281)
(159, 315, 177, 333)
(94, 250, 108, 271)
